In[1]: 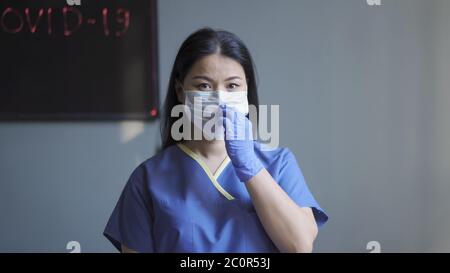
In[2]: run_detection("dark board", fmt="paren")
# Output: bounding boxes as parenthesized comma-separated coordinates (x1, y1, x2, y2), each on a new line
(0, 0, 159, 121)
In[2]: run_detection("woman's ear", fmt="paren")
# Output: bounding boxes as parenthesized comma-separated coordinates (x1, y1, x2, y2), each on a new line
(175, 80, 185, 104)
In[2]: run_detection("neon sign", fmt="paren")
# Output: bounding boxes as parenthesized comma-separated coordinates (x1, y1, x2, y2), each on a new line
(0, 0, 158, 121)
(1, 6, 130, 37)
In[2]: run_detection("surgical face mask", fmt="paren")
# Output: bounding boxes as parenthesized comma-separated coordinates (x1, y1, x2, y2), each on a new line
(183, 90, 249, 140)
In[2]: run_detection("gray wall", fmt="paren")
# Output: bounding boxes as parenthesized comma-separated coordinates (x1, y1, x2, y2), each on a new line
(1, 0, 449, 252)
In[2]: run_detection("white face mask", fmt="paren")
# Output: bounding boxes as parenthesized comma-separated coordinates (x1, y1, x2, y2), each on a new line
(183, 90, 249, 140)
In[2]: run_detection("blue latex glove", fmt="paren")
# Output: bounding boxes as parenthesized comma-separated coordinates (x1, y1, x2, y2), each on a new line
(220, 105, 264, 183)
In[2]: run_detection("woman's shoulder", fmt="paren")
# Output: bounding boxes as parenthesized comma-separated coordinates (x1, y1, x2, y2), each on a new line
(128, 144, 181, 180)
(142, 144, 179, 164)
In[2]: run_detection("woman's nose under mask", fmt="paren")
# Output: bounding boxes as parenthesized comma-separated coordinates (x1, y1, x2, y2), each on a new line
(184, 90, 249, 116)
(183, 90, 249, 139)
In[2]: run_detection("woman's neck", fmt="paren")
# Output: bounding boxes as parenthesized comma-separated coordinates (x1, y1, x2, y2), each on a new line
(182, 139, 227, 160)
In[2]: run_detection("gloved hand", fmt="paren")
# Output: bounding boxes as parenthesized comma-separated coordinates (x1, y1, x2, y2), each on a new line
(220, 105, 264, 183)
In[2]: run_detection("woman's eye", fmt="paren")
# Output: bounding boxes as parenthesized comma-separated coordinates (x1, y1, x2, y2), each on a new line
(197, 83, 211, 90)
(228, 83, 240, 89)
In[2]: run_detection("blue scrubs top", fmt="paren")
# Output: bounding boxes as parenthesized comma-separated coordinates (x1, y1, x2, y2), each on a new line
(104, 142, 328, 252)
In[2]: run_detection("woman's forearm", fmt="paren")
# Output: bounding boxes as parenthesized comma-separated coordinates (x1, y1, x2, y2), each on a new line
(245, 168, 318, 253)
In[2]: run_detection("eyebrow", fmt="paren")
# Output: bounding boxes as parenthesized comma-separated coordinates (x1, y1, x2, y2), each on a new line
(191, 75, 243, 82)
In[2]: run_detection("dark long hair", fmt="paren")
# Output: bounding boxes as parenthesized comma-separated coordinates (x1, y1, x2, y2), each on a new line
(160, 27, 259, 149)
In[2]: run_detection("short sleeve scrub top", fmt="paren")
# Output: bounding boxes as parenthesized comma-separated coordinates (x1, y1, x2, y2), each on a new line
(104, 142, 328, 252)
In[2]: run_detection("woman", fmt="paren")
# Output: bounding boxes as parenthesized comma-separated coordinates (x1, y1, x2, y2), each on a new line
(104, 27, 328, 253)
